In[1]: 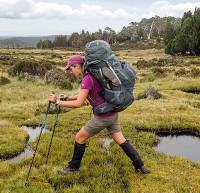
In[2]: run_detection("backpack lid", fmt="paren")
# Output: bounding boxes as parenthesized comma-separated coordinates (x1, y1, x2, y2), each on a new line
(85, 40, 113, 67)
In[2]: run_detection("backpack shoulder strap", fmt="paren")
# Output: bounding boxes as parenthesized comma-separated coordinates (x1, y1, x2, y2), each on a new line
(83, 73, 97, 105)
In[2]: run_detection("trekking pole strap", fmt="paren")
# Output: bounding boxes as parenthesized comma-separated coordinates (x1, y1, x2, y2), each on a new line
(41, 101, 51, 128)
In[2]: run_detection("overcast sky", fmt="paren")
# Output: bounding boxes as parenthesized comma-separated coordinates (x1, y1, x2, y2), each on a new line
(0, 0, 199, 36)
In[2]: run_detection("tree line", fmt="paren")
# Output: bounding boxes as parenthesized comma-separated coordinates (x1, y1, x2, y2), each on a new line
(164, 8, 200, 55)
(37, 27, 136, 49)
(36, 21, 169, 50)
(36, 8, 200, 56)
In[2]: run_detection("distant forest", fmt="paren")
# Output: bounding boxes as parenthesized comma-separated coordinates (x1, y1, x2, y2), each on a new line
(37, 16, 180, 50)
(165, 8, 200, 55)
(37, 8, 200, 55)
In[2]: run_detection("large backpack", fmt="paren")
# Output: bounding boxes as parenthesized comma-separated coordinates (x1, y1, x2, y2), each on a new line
(84, 40, 136, 114)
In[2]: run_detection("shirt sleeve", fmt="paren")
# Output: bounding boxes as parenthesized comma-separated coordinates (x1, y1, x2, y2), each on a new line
(81, 75, 93, 90)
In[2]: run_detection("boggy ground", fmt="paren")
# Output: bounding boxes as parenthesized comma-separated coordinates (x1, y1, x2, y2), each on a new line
(0, 48, 200, 193)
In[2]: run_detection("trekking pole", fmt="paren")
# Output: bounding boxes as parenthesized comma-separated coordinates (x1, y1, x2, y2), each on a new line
(25, 101, 51, 186)
(45, 94, 66, 164)
(45, 104, 61, 164)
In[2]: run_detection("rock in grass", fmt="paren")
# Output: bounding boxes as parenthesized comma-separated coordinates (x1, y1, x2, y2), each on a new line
(137, 86, 161, 100)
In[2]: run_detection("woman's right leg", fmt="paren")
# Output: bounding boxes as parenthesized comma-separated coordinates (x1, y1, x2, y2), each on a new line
(112, 131, 150, 174)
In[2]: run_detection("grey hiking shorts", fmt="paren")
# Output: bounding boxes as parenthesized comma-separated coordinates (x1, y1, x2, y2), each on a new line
(84, 113, 121, 135)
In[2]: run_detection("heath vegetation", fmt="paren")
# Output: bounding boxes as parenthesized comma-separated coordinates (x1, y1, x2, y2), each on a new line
(0, 48, 200, 193)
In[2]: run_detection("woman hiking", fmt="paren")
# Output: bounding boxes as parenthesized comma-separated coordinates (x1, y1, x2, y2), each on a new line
(48, 41, 150, 175)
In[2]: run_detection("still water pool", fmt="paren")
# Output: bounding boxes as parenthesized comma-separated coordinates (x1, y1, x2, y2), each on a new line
(7, 126, 48, 163)
(154, 134, 200, 162)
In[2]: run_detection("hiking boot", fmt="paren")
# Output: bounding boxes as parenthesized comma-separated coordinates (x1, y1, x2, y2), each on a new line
(135, 166, 150, 174)
(57, 166, 79, 175)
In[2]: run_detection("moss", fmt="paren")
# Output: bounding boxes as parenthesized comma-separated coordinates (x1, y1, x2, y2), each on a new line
(0, 126, 28, 159)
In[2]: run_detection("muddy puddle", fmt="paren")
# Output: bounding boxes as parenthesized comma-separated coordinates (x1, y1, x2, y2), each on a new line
(100, 137, 113, 153)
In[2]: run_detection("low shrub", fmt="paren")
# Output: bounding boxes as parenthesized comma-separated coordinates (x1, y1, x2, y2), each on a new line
(181, 87, 200, 94)
(0, 76, 11, 86)
(175, 68, 189, 77)
(0, 55, 11, 61)
(151, 67, 166, 77)
(7, 59, 54, 78)
(136, 59, 149, 69)
(189, 60, 200, 65)
(44, 68, 73, 90)
(175, 67, 200, 77)
(136, 57, 184, 69)
(0, 55, 18, 67)
(190, 67, 200, 78)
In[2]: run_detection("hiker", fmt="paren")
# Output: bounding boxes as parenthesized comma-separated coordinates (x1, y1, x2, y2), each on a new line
(48, 41, 150, 175)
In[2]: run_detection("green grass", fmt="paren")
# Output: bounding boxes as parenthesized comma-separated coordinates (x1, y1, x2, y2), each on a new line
(0, 126, 28, 159)
(0, 48, 200, 193)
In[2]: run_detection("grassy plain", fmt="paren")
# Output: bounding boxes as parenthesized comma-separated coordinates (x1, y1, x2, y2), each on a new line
(0, 48, 200, 193)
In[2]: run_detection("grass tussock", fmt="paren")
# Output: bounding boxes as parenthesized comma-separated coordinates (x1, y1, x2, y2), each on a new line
(0, 126, 28, 159)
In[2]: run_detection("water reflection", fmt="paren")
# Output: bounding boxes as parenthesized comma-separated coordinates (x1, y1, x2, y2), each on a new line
(7, 147, 33, 163)
(21, 126, 48, 142)
(7, 126, 48, 163)
(154, 134, 200, 162)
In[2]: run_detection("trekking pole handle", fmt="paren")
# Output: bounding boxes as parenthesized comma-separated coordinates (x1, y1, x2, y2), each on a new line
(59, 93, 65, 101)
